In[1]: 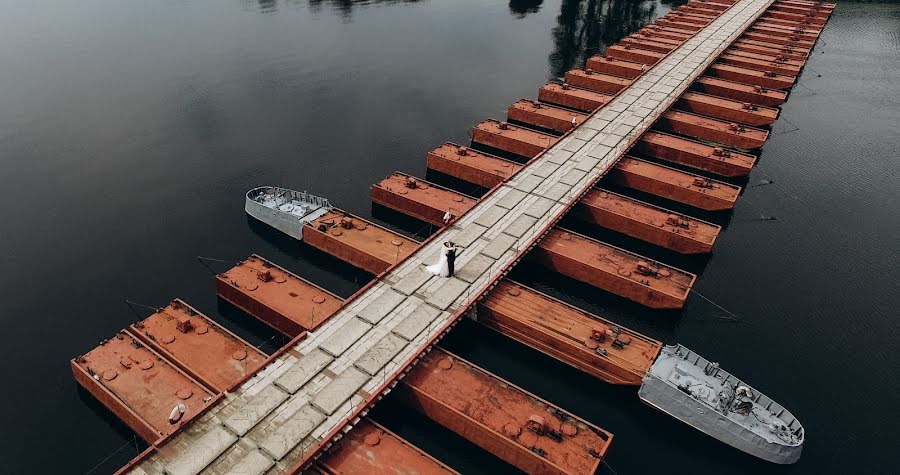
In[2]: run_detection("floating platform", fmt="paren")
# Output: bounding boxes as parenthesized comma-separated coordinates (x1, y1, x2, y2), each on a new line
(130, 299, 266, 392)
(479, 280, 662, 385)
(534, 228, 696, 309)
(471, 119, 558, 159)
(564, 68, 633, 95)
(608, 156, 741, 211)
(537, 82, 612, 113)
(639, 25, 693, 42)
(655, 110, 769, 149)
(71, 331, 217, 443)
(507, 99, 588, 134)
(706, 63, 796, 90)
(426, 142, 522, 189)
(584, 56, 646, 80)
(575, 189, 721, 254)
(215, 254, 344, 337)
(693, 76, 789, 107)
(676, 91, 779, 127)
(729, 40, 810, 60)
(741, 29, 815, 49)
(304, 209, 420, 275)
(618, 37, 678, 54)
(399, 347, 613, 475)
(314, 418, 457, 475)
(606, 44, 664, 66)
(656, 18, 704, 32)
(371, 171, 478, 227)
(718, 51, 804, 77)
(635, 130, 757, 177)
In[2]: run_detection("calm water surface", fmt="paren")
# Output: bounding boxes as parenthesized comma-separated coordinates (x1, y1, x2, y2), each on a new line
(0, 0, 897, 473)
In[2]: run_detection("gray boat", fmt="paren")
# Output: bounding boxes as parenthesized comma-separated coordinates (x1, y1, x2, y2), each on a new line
(639, 344, 804, 464)
(245, 186, 332, 240)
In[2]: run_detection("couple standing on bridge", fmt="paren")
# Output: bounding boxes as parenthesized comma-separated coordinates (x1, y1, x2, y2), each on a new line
(426, 241, 460, 278)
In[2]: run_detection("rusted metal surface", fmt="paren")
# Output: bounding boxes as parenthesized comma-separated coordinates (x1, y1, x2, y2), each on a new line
(679, 5, 728, 17)
(372, 171, 478, 227)
(748, 23, 819, 41)
(676, 91, 779, 127)
(619, 36, 679, 54)
(741, 29, 815, 48)
(314, 418, 458, 475)
(693, 76, 788, 107)
(725, 46, 807, 67)
(655, 109, 769, 149)
(755, 19, 823, 36)
(693, 0, 735, 11)
(534, 228, 696, 309)
(707, 63, 796, 90)
(634, 130, 757, 177)
(730, 38, 810, 60)
(759, 14, 824, 28)
(564, 68, 633, 95)
(717, 52, 802, 76)
(471, 119, 558, 159)
(304, 209, 420, 275)
(606, 44, 665, 65)
(608, 156, 741, 211)
(575, 188, 721, 254)
(215, 254, 344, 337)
(538, 82, 612, 112)
(399, 347, 612, 475)
(426, 142, 522, 188)
(667, 11, 714, 26)
(479, 280, 662, 385)
(507, 99, 588, 134)
(130, 299, 267, 392)
(639, 24, 693, 42)
(656, 17, 704, 32)
(584, 56, 647, 80)
(71, 331, 216, 442)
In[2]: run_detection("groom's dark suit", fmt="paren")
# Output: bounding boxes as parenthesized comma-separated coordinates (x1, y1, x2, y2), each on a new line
(447, 247, 457, 277)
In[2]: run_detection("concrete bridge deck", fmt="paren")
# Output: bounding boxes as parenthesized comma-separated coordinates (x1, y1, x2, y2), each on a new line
(126, 0, 780, 473)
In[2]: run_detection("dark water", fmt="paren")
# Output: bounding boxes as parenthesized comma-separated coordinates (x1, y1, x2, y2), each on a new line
(1, 0, 897, 473)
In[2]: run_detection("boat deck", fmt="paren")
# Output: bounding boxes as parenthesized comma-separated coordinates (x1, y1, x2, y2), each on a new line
(538, 82, 613, 112)
(479, 280, 661, 385)
(304, 209, 420, 275)
(313, 418, 457, 474)
(371, 171, 478, 227)
(534, 228, 696, 309)
(608, 156, 742, 211)
(216, 255, 345, 336)
(71, 331, 216, 443)
(131, 299, 267, 392)
(426, 142, 523, 188)
(399, 347, 612, 475)
(575, 188, 721, 254)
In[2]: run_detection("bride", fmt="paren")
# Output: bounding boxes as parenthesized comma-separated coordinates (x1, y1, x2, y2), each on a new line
(426, 242, 452, 277)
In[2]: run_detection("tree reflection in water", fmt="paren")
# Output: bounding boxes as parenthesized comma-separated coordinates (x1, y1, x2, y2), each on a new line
(549, 0, 668, 79)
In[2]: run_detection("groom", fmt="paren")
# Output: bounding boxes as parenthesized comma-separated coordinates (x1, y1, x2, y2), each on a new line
(446, 242, 458, 277)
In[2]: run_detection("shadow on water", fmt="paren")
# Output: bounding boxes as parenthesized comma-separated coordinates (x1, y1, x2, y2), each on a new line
(75, 385, 150, 474)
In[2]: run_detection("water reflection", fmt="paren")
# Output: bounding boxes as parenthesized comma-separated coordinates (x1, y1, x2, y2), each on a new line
(509, 0, 544, 18)
(245, 0, 426, 18)
(548, 0, 660, 78)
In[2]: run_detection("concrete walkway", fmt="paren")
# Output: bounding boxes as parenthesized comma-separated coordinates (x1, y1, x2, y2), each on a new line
(128, 0, 777, 473)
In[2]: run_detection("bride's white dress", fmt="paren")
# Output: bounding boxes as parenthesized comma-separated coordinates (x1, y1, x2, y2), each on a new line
(426, 246, 450, 277)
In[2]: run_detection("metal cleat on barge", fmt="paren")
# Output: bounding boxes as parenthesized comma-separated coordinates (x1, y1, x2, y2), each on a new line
(639, 344, 804, 464)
